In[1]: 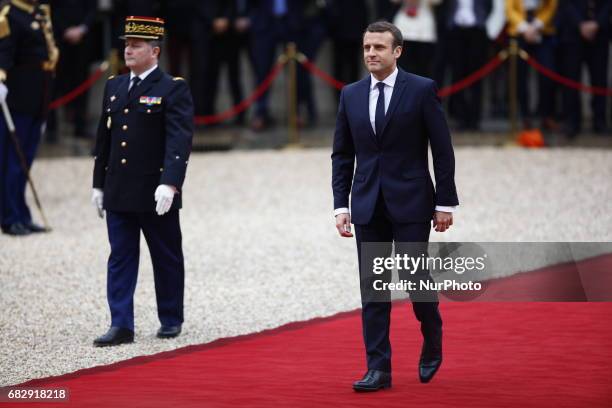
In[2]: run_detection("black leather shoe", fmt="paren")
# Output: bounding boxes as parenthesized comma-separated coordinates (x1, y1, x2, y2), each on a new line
(353, 370, 392, 392)
(157, 325, 182, 339)
(1, 223, 31, 236)
(93, 327, 134, 347)
(25, 222, 49, 233)
(419, 342, 442, 383)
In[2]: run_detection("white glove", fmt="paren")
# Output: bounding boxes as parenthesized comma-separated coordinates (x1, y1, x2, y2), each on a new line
(0, 82, 8, 104)
(154, 185, 175, 216)
(91, 188, 104, 218)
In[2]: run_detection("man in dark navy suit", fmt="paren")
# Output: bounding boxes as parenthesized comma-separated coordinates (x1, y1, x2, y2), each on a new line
(91, 16, 193, 346)
(331, 21, 458, 391)
(0, 0, 58, 236)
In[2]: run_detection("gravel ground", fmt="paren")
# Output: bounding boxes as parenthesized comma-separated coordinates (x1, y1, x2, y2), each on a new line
(1, 146, 611, 386)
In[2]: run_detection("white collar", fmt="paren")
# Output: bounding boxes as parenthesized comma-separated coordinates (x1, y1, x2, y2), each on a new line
(130, 64, 158, 82)
(370, 66, 399, 90)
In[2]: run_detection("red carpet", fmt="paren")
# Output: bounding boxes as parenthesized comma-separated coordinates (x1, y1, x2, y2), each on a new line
(7, 302, 612, 408)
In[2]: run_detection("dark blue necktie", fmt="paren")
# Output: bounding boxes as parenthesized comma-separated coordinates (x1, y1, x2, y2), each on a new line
(128, 76, 141, 97)
(375, 81, 386, 137)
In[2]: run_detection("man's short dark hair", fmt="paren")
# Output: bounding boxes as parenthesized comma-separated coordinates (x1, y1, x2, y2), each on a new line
(364, 21, 403, 49)
(148, 40, 162, 57)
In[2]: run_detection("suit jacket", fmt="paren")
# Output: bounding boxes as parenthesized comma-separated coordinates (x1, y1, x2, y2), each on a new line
(51, 0, 97, 39)
(326, 0, 369, 41)
(92, 67, 194, 212)
(248, 0, 304, 34)
(331, 68, 459, 225)
(557, 0, 611, 43)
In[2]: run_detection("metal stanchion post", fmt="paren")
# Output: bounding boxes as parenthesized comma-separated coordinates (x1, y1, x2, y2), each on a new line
(508, 39, 519, 143)
(285, 42, 300, 148)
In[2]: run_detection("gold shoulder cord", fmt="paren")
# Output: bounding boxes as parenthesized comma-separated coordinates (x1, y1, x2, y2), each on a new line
(0, 4, 11, 40)
(38, 4, 59, 72)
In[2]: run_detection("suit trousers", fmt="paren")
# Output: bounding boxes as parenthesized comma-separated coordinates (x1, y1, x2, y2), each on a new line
(105, 209, 185, 331)
(354, 192, 442, 373)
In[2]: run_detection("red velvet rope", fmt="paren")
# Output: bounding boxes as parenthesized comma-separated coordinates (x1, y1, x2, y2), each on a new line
(193, 59, 287, 125)
(437, 53, 507, 97)
(523, 52, 612, 96)
(48, 61, 109, 111)
(299, 58, 346, 90)
(299, 53, 508, 99)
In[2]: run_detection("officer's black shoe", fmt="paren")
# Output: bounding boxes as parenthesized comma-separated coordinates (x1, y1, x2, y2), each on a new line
(25, 222, 48, 233)
(352, 370, 392, 392)
(93, 327, 134, 347)
(419, 343, 442, 383)
(157, 325, 182, 339)
(2, 223, 31, 236)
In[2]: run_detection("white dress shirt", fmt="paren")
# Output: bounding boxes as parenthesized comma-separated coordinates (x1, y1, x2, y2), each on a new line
(393, 0, 441, 43)
(129, 64, 158, 90)
(334, 66, 456, 217)
(454, 0, 477, 27)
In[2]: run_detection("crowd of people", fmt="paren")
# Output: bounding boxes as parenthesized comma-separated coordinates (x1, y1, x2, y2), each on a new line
(48, 0, 611, 139)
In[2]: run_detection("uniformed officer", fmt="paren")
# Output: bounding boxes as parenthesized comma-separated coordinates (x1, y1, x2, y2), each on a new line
(0, 0, 58, 236)
(91, 16, 193, 346)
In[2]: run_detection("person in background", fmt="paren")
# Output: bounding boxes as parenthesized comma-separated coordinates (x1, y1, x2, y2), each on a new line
(393, 0, 443, 78)
(327, 0, 369, 102)
(248, 0, 301, 131)
(506, 0, 559, 131)
(446, 0, 492, 131)
(558, 0, 610, 138)
(294, 0, 327, 127)
(0, 0, 58, 236)
(47, 0, 97, 143)
(164, 0, 198, 79)
(202, 0, 249, 126)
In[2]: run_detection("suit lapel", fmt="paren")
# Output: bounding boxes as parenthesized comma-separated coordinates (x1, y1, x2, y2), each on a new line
(379, 68, 408, 137)
(357, 76, 377, 145)
(122, 67, 163, 107)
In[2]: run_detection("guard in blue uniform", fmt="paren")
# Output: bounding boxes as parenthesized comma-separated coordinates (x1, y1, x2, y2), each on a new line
(0, 0, 58, 236)
(91, 16, 193, 346)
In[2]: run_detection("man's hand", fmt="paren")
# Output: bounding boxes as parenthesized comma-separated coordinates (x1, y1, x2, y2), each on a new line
(63, 25, 87, 44)
(523, 25, 541, 44)
(432, 211, 453, 232)
(0, 82, 8, 104)
(234, 17, 250, 32)
(580, 21, 599, 41)
(335, 213, 353, 237)
(91, 188, 104, 218)
(154, 185, 176, 216)
(213, 17, 229, 34)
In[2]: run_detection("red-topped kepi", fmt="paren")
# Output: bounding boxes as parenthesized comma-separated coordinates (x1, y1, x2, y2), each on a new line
(120, 16, 165, 40)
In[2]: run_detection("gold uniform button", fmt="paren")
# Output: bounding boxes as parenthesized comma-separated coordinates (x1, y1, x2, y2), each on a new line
(122, 125, 128, 131)
(159, 168, 164, 172)
(121, 159, 127, 164)
(121, 141, 127, 147)
(124, 108, 129, 114)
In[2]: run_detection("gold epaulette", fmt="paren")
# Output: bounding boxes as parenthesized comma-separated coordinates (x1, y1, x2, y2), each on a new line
(173, 77, 185, 81)
(0, 4, 11, 40)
